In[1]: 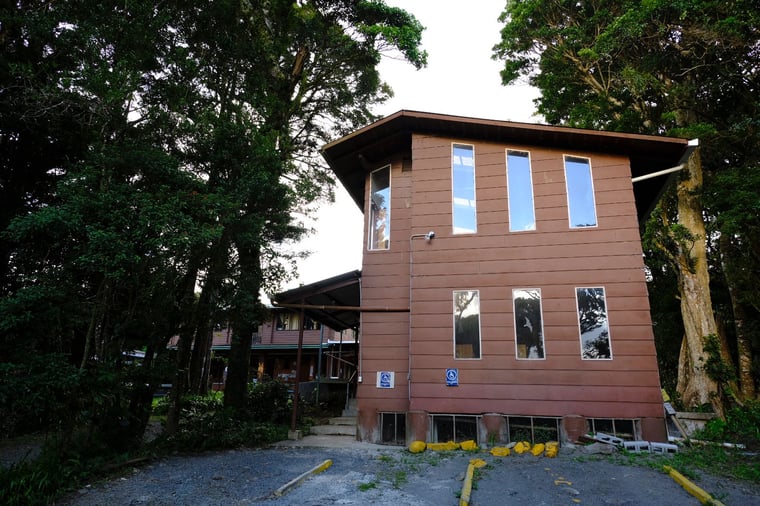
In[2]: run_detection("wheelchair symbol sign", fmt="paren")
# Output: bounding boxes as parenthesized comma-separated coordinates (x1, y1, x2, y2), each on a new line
(445, 368, 459, 387)
(377, 371, 394, 389)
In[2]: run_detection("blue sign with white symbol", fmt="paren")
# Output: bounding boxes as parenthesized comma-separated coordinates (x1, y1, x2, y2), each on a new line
(446, 368, 459, 387)
(379, 371, 392, 389)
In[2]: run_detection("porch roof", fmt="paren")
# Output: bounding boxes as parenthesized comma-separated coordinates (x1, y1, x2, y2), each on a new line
(272, 270, 362, 331)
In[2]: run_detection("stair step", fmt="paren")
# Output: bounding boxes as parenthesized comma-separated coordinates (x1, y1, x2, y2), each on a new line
(310, 424, 356, 436)
(329, 416, 357, 426)
(342, 399, 358, 417)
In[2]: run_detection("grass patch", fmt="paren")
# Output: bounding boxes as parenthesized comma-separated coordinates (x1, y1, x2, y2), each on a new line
(358, 481, 377, 491)
(607, 444, 760, 484)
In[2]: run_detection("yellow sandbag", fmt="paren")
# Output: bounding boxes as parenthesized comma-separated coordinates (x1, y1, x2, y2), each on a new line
(460, 440, 479, 451)
(427, 441, 460, 451)
(470, 458, 487, 468)
(490, 446, 511, 457)
(514, 442, 527, 454)
(545, 441, 559, 458)
(531, 443, 545, 456)
(408, 440, 426, 453)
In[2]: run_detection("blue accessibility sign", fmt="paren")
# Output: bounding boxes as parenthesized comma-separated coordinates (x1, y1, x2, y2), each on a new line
(379, 371, 392, 389)
(445, 368, 459, 387)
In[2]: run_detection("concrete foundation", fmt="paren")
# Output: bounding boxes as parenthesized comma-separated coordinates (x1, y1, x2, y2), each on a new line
(407, 410, 429, 444)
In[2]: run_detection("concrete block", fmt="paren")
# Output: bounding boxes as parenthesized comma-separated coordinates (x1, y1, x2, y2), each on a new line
(594, 432, 625, 446)
(650, 442, 679, 454)
(623, 440, 651, 453)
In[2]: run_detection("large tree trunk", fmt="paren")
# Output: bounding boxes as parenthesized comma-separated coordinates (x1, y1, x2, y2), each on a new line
(673, 148, 725, 417)
(224, 238, 262, 411)
(165, 265, 200, 436)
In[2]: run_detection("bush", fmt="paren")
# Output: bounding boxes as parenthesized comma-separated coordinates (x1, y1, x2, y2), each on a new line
(0, 431, 135, 506)
(0, 354, 82, 437)
(246, 377, 290, 424)
(694, 400, 760, 450)
(157, 407, 288, 451)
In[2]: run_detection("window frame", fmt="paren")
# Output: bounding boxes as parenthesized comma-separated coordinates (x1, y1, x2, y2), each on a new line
(451, 143, 477, 235)
(512, 288, 547, 360)
(506, 149, 537, 232)
(452, 289, 482, 360)
(575, 286, 614, 360)
(367, 164, 391, 250)
(563, 155, 598, 229)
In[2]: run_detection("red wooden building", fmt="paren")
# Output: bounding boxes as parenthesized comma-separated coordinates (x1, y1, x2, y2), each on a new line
(318, 110, 693, 445)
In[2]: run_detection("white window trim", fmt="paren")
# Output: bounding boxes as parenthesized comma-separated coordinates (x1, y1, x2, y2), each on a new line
(451, 143, 477, 235)
(512, 288, 547, 361)
(506, 148, 537, 232)
(574, 286, 614, 360)
(563, 154, 599, 229)
(367, 164, 391, 251)
(452, 289, 483, 360)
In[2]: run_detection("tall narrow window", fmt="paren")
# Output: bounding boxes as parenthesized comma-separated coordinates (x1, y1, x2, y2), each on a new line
(453, 290, 481, 359)
(513, 288, 545, 359)
(452, 144, 477, 234)
(564, 156, 597, 228)
(506, 150, 536, 231)
(576, 287, 612, 359)
(368, 165, 390, 250)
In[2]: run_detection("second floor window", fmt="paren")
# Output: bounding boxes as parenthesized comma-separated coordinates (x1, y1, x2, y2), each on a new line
(368, 165, 391, 250)
(506, 150, 536, 231)
(564, 156, 598, 228)
(452, 144, 477, 234)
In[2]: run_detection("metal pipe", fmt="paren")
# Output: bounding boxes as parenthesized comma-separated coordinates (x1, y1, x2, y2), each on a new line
(408, 231, 436, 405)
(631, 164, 684, 183)
(271, 301, 408, 312)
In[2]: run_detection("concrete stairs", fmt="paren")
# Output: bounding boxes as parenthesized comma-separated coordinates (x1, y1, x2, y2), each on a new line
(309, 398, 357, 437)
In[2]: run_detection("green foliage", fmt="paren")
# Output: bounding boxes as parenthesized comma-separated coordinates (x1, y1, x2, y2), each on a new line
(694, 401, 760, 450)
(247, 378, 291, 424)
(0, 354, 82, 437)
(157, 408, 288, 452)
(1, 0, 426, 469)
(0, 430, 140, 506)
(703, 334, 737, 385)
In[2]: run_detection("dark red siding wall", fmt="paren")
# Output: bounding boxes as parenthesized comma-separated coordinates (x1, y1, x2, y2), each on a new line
(358, 134, 663, 424)
(358, 155, 413, 414)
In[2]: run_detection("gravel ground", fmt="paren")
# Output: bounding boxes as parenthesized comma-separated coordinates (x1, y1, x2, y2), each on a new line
(56, 438, 760, 506)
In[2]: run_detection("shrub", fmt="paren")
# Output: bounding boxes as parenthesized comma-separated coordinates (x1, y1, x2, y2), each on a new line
(0, 354, 82, 437)
(246, 377, 290, 424)
(695, 400, 760, 450)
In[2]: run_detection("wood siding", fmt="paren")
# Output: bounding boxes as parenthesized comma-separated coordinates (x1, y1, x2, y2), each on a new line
(359, 134, 664, 420)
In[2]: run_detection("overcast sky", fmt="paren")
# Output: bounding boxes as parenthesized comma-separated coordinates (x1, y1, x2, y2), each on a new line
(287, 0, 541, 289)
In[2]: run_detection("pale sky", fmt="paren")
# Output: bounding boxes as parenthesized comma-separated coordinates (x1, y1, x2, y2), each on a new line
(287, 0, 541, 289)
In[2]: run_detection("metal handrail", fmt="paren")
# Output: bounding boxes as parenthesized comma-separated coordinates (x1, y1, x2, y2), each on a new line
(345, 369, 358, 412)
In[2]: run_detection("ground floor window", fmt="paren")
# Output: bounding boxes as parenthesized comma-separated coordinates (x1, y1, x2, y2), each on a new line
(430, 414, 479, 443)
(505, 416, 560, 444)
(588, 418, 639, 440)
(379, 412, 406, 445)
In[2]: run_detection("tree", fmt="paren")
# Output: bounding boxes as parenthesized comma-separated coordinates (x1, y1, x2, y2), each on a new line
(494, 0, 760, 412)
(1, 0, 426, 444)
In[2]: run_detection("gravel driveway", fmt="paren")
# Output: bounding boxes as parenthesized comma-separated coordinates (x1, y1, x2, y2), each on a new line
(60, 438, 760, 505)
